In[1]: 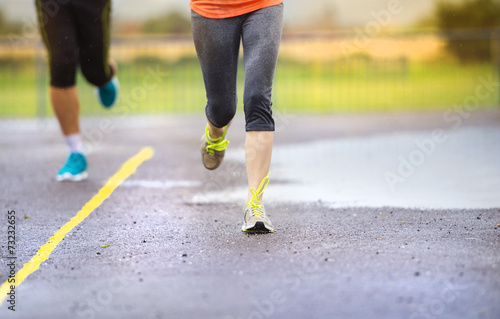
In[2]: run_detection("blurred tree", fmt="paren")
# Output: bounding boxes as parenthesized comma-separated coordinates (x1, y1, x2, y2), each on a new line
(414, 14, 438, 29)
(0, 9, 22, 35)
(142, 11, 191, 34)
(317, 3, 336, 30)
(0, 9, 8, 34)
(435, 0, 500, 62)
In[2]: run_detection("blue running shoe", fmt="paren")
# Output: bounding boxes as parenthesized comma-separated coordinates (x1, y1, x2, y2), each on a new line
(96, 77, 119, 108)
(56, 152, 88, 182)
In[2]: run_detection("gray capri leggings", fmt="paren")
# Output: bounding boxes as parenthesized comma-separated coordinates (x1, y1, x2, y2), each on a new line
(191, 3, 284, 131)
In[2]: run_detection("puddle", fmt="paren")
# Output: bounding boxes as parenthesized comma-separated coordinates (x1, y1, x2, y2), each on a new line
(191, 127, 500, 209)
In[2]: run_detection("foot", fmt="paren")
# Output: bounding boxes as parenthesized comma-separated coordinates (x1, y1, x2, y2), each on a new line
(200, 124, 229, 170)
(96, 77, 119, 108)
(242, 174, 274, 233)
(56, 152, 88, 182)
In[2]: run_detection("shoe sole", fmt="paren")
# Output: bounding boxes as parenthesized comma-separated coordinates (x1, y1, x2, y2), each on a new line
(242, 221, 274, 233)
(56, 171, 88, 182)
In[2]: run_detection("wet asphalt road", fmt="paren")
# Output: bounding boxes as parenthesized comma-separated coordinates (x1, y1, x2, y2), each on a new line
(1, 111, 499, 319)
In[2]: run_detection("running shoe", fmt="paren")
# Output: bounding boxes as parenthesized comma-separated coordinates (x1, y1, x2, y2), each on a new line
(242, 173, 274, 233)
(56, 152, 88, 182)
(96, 76, 119, 108)
(200, 124, 229, 170)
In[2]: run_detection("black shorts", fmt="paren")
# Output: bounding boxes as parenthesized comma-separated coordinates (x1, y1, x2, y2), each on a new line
(35, 0, 114, 88)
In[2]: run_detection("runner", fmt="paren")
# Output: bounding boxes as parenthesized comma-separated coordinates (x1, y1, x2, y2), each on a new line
(191, 0, 284, 232)
(35, 0, 119, 181)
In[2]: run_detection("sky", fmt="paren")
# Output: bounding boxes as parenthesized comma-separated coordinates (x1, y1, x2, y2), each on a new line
(0, 0, 445, 28)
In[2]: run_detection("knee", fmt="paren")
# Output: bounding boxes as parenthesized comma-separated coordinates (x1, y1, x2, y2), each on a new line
(81, 64, 111, 87)
(244, 92, 274, 131)
(244, 91, 272, 116)
(49, 50, 77, 87)
(206, 98, 237, 128)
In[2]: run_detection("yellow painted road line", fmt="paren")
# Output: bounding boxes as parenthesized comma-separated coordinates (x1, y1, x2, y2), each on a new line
(0, 147, 155, 305)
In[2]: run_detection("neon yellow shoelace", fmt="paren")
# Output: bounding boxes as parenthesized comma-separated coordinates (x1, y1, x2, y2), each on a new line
(246, 173, 271, 218)
(205, 124, 229, 155)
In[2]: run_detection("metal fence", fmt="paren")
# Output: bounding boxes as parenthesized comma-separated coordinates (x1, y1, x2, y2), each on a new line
(0, 29, 499, 118)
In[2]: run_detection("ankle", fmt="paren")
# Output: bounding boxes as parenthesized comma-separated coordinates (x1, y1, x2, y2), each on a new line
(208, 127, 224, 141)
(246, 195, 263, 205)
(64, 133, 84, 154)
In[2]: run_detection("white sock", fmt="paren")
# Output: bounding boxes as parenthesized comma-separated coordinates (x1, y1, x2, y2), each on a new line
(64, 134, 84, 154)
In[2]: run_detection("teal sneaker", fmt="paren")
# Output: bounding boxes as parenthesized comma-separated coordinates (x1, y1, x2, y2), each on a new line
(56, 152, 88, 182)
(96, 77, 119, 108)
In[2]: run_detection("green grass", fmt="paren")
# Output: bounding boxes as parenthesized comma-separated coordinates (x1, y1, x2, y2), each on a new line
(274, 58, 499, 113)
(0, 56, 498, 118)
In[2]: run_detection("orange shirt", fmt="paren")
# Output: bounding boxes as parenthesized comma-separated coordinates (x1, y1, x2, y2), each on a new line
(190, 0, 284, 19)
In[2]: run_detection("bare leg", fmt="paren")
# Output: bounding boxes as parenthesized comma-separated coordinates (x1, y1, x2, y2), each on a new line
(108, 58, 118, 78)
(245, 131, 273, 203)
(50, 86, 80, 136)
(51, 57, 117, 137)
